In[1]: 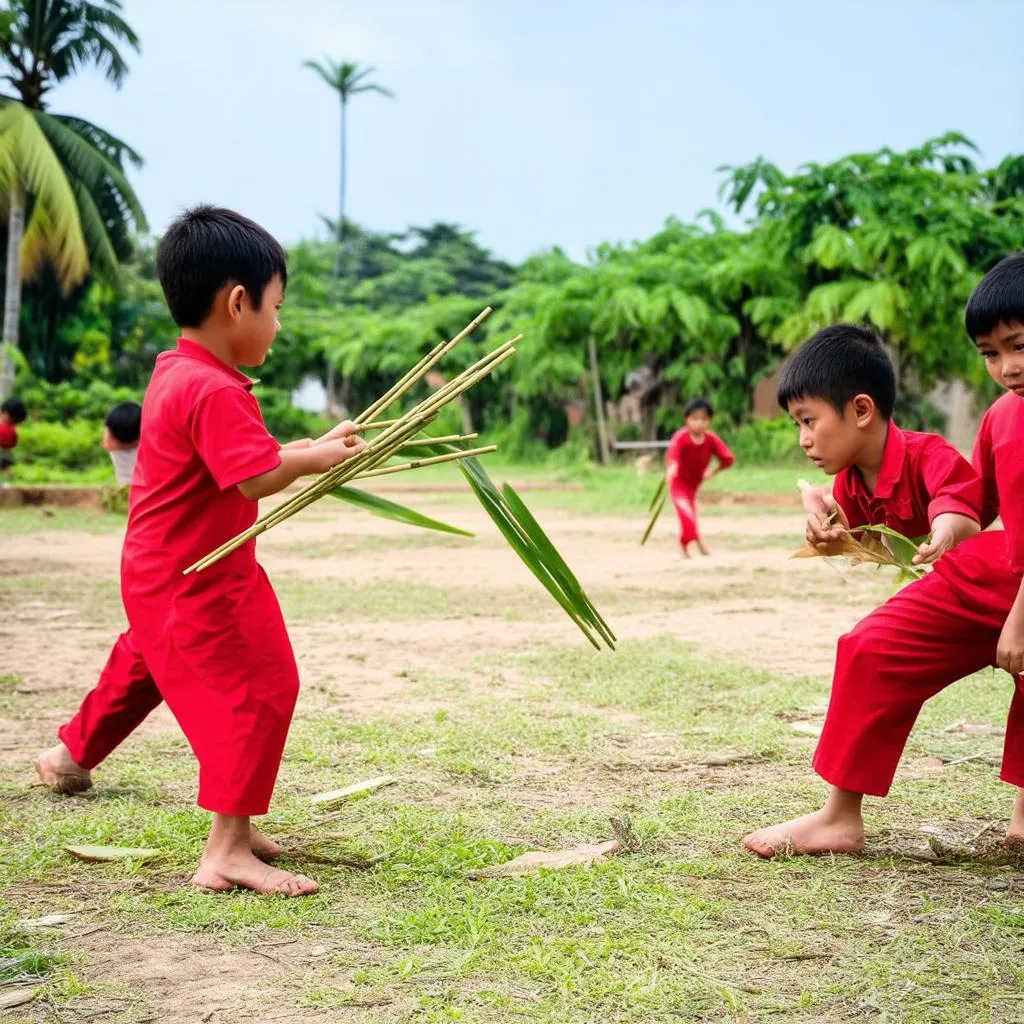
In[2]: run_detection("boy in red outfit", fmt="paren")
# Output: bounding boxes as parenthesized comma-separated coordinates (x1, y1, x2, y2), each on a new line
(744, 293, 1024, 858)
(37, 206, 365, 895)
(665, 397, 735, 556)
(782, 324, 982, 563)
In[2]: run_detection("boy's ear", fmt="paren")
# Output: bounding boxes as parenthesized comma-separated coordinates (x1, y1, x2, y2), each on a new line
(850, 393, 878, 428)
(226, 284, 247, 323)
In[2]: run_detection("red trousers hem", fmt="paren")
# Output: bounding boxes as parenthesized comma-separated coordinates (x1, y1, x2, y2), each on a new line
(812, 755, 892, 798)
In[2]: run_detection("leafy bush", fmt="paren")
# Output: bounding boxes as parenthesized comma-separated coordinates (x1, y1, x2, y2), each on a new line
(17, 378, 142, 423)
(16, 419, 109, 472)
(724, 416, 806, 465)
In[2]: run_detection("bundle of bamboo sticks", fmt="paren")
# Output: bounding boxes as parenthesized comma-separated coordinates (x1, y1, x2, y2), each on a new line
(183, 307, 615, 650)
(186, 308, 509, 574)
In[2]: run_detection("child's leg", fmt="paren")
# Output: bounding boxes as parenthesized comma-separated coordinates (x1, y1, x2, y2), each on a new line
(745, 535, 1016, 857)
(38, 630, 162, 793)
(191, 814, 317, 896)
(1001, 677, 1024, 839)
(131, 570, 308, 892)
(671, 485, 700, 554)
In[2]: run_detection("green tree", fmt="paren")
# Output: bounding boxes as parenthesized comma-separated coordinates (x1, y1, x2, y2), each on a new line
(0, 0, 146, 397)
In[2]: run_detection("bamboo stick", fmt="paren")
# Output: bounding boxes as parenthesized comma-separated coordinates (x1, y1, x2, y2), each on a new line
(398, 433, 478, 448)
(355, 446, 497, 479)
(185, 344, 518, 574)
(355, 307, 492, 424)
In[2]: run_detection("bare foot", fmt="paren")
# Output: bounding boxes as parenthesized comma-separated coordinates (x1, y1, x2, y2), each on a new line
(1008, 788, 1024, 841)
(250, 827, 283, 861)
(696, 539, 711, 556)
(743, 809, 865, 859)
(681, 545, 692, 559)
(191, 848, 318, 896)
(36, 744, 92, 795)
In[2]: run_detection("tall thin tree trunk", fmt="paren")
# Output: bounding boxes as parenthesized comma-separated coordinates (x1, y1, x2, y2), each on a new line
(588, 334, 610, 465)
(326, 98, 348, 417)
(0, 180, 25, 401)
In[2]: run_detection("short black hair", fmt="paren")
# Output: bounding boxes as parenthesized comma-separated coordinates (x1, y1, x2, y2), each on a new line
(684, 397, 714, 418)
(1, 397, 26, 423)
(156, 205, 287, 327)
(105, 401, 142, 445)
(965, 253, 1024, 340)
(777, 323, 896, 420)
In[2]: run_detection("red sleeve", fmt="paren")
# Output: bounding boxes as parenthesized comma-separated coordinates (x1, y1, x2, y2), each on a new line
(189, 387, 282, 491)
(831, 470, 867, 529)
(666, 430, 685, 466)
(710, 432, 735, 469)
(919, 435, 982, 525)
(971, 409, 1000, 528)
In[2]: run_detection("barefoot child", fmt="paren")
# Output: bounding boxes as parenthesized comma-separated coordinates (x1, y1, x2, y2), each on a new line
(38, 206, 366, 895)
(744, 301, 1024, 858)
(666, 398, 734, 556)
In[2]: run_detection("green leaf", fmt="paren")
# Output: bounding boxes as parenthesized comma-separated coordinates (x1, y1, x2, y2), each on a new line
(329, 485, 473, 537)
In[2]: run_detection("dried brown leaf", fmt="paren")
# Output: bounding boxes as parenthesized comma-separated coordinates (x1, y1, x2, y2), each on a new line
(65, 845, 160, 863)
(944, 720, 1004, 736)
(310, 776, 396, 807)
(468, 838, 622, 878)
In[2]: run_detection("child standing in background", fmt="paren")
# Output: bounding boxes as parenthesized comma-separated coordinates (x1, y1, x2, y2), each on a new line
(0, 397, 27, 474)
(102, 401, 142, 486)
(665, 397, 735, 556)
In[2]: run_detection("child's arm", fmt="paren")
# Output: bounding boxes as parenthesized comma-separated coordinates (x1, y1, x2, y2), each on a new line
(998, 583, 1024, 677)
(703, 433, 735, 481)
(912, 437, 984, 566)
(665, 431, 683, 482)
(238, 423, 364, 500)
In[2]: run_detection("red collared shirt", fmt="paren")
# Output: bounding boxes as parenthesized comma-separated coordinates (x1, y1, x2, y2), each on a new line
(666, 429, 735, 491)
(0, 421, 17, 449)
(973, 391, 1024, 573)
(121, 338, 282, 597)
(833, 424, 982, 539)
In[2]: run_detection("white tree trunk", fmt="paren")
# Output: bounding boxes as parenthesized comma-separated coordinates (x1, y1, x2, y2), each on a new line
(0, 179, 24, 401)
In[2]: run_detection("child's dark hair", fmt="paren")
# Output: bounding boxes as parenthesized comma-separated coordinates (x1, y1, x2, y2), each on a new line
(156, 205, 287, 327)
(777, 323, 896, 420)
(104, 401, 142, 445)
(684, 397, 714, 418)
(965, 253, 1024, 340)
(1, 397, 26, 423)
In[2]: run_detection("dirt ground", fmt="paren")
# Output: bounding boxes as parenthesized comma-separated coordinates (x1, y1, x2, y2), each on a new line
(0, 491, 893, 1022)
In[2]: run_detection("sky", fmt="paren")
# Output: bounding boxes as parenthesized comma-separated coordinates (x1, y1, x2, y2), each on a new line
(51, 0, 1024, 264)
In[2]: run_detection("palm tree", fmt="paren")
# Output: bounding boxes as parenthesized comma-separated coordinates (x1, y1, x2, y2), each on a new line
(302, 58, 393, 279)
(302, 58, 393, 413)
(0, 0, 145, 398)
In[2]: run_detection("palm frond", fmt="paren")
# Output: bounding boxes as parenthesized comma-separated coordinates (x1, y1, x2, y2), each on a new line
(329, 484, 473, 537)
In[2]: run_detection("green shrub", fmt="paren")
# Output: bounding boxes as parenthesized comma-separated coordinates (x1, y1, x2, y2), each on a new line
(725, 416, 805, 465)
(17, 419, 108, 472)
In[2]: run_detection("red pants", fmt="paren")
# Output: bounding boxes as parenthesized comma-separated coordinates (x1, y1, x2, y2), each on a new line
(58, 631, 161, 770)
(815, 530, 1024, 796)
(670, 482, 700, 547)
(59, 566, 299, 817)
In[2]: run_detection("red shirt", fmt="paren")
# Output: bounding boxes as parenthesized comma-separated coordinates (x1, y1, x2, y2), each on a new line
(0, 421, 17, 449)
(833, 424, 982, 539)
(973, 391, 1024, 573)
(666, 430, 735, 491)
(121, 338, 282, 601)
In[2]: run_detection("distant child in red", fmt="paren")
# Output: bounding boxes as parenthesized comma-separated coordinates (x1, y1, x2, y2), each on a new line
(665, 397, 734, 556)
(0, 397, 27, 473)
(36, 207, 366, 896)
(744, 301, 1024, 859)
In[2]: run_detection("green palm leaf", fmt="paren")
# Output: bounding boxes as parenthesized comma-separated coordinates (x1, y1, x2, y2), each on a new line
(641, 484, 667, 546)
(329, 484, 473, 537)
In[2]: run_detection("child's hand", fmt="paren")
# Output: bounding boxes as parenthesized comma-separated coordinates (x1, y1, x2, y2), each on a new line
(309, 429, 365, 472)
(801, 487, 847, 551)
(913, 512, 980, 565)
(316, 420, 362, 445)
(998, 605, 1024, 676)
